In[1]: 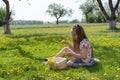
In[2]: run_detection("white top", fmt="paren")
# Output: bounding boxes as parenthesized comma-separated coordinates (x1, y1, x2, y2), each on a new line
(80, 38, 92, 63)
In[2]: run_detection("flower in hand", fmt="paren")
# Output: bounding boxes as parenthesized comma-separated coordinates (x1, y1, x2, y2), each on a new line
(61, 40, 68, 45)
(61, 40, 65, 44)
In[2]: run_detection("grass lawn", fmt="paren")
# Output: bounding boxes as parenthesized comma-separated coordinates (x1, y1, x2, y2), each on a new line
(0, 23, 120, 80)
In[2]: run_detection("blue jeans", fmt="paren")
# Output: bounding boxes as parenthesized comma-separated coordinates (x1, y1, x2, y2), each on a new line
(74, 58, 84, 63)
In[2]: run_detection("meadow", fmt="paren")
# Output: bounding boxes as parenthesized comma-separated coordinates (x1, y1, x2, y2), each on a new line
(0, 23, 120, 80)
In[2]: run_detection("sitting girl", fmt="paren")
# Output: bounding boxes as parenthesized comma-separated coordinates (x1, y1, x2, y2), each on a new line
(55, 24, 95, 67)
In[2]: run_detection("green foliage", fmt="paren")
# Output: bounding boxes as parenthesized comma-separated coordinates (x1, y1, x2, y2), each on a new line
(0, 7, 6, 26)
(0, 23, 120, 80)
(80, 1, 93, 14)
(80, 0, 106, 23)
(0, 6, 14, 27)
(79, 0, 93, 23)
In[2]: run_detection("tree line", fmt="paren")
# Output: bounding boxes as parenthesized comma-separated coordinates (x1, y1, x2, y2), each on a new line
(10, 20, 44, 25)
(10, 19, 80, 25)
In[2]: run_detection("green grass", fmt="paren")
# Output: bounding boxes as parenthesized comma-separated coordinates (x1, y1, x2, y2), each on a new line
(0, 23, 120, 80)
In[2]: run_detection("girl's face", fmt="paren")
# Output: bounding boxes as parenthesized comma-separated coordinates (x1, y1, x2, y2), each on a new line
(71, 29, 78, 41)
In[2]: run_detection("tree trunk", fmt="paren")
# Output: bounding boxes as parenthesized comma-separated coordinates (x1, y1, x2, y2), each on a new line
(2, 0, 11, 34)
(97, 0, 120, 30)
(56, 18, 59, 24)
(85, 13, 88, 23)
(108, 19, 117, 29)
(3, 21, 11, 34)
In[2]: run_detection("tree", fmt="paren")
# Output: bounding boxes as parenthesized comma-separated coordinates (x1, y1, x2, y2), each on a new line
(97, 0, 120, 29)
(2, 0, 29, 34)
(80, 0, 106, 23)
(91, 0, 106, 23)
(94, 11, 106, 23)
(80, 1, 93, 23)
(46, 3, 73, 24)
(2, 0, 11, 34)
(0, 7, 6, 26)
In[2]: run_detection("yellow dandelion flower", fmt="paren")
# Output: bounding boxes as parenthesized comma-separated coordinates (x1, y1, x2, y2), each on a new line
(103, 73, 107, 76)
(41, 76, 45, 79)
(66, 77, 70, 80)
(48, 59, 56, 65)
(90, 77, 94, 80)
(61, 40, 65, 44)
(45, 67, 49, 71)
(56, 75, 59, 79)
(32, 78, 35, 80)
(116, 75, 119, 78)
(117, 68, 120, 71)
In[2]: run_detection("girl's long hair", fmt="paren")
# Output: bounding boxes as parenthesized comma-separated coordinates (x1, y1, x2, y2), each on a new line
(72, 24, 93, 57)
(72, 24, 88, 52)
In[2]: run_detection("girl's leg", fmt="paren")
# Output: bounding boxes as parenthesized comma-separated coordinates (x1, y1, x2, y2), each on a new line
(55, 47, 76, 61)
(55, 47, 68, 57)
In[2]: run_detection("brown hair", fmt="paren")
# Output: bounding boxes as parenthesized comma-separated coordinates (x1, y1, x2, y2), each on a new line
(71, 24, 88, 52)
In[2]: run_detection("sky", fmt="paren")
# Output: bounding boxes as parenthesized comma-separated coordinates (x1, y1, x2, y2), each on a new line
(0, 0, 86, 22)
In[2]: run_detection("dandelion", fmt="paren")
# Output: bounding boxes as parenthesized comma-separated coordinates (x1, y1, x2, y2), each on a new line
(48, 59, 56, 65)
(117, 68, 120, 71)
(61, 40, 65, 44)
(66, 77, 70, 80)
(103, 73, 107, 76)
(45, 67, 49, 72)
(116, 75, 119, 78)
(90, 77, 94, 80)
(90, 77, 100, 80)
(41, 76, 45, 79)
(32, 78, 35, 80)
(24, 65, 29, 67)
(31, 62, 34, 64)
(7, 72, 10, 75)
(3, 62, 6, 65)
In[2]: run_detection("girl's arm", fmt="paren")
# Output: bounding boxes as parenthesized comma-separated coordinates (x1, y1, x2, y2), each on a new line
(74, 48, 88, 59)
(66, 48, 88, 59)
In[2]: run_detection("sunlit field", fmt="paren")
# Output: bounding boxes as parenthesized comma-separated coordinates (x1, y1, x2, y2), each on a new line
(0, 23, 120, 80)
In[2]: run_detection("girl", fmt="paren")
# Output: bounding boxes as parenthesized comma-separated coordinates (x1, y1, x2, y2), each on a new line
(55, 24, 95, 67)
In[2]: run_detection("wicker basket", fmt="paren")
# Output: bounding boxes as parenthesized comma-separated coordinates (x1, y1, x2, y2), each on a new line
(48, 57, 68, 70)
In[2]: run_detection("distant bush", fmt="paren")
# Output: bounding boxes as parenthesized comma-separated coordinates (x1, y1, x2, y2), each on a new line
(59, 20, 68, 23)
(70, 19, 80, 23)
(10, 20, 44, 25)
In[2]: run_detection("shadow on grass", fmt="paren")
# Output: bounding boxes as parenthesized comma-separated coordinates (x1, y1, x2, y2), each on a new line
(0, 47, 8, 51)
(7, 33, 67, 40)
(11, 25, 70, 30)
(84, 62, 102, 73)
(16, 46, 43, 61)
(49, 62, 102, 73)
(100, 28, 120, 33)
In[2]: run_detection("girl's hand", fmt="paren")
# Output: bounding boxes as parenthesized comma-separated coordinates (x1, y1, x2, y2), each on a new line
(66, 52, 73, 57)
